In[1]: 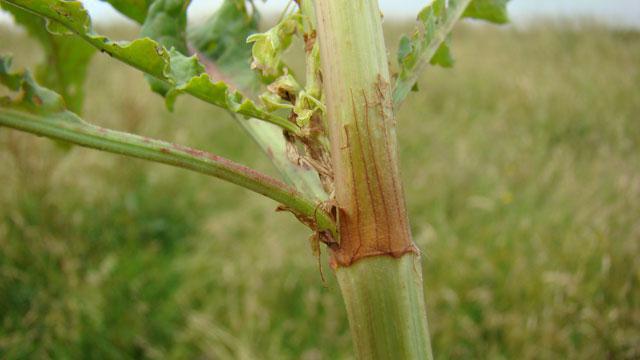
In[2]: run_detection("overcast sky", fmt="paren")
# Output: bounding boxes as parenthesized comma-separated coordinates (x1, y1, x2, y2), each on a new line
(1, 0, 639, 28)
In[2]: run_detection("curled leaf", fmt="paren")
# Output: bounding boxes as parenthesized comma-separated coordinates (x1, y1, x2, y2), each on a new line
(188, 0, 328, 199)
(0, 56, 68, 115)
(141, 0, 191, 96)
(267, 73, 301, 101)
(2, 0, 297, 133)
(260, 92, 293, 112)
(247, 15, 299, 80)
(1, 2, 96, 113)
(293, 91, 324, 127)
(0, 55, 336, 235)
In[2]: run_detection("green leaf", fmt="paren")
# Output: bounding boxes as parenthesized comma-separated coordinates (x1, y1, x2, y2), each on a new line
(160, 48, 283, 119)
(2, 0, 298, 133)
(0, 55, 336, 235)
(98, 0, 153, 24)
(397, 35, 413, 65)
(0, 56, 68, 115)
(189, 0, 255, 65)
(398, 0, 453, 75)
(141, 0, 190, 54)
(189, 0, 328, 200)
(140, 0, 190, 96)
(1, 2, 96, 113)
(247, 14, 300, 81)
(3, 0, 168, 78)
(0, 57, 22, 91)
(463, 0, 510, 24)
(431, 36, 454, 68)
(188, 0, 258, 89)
(393, 0, 510, 107)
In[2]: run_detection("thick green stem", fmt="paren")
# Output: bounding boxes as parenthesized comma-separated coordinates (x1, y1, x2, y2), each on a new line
(336, 255, 432, 359)
(0, 108, 335, 235)
(314, 0, 433, 358)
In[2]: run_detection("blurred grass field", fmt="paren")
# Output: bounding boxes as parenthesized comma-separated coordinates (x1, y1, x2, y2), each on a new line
(1, 19, 639, 359)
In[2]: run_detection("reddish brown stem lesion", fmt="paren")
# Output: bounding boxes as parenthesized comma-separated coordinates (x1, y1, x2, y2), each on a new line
(329, 84, 418, 267)
(312, 0, 420, 268)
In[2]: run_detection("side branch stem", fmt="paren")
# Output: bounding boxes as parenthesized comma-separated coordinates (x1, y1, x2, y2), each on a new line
(392, 0, 471, 107)
(0, 108, 335, 235)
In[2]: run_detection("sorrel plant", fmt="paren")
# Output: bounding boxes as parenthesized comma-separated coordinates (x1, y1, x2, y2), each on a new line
(0, 0, 509, 358)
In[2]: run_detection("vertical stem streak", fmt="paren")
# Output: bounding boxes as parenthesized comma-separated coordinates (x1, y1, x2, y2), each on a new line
(314, 0, 416, 266)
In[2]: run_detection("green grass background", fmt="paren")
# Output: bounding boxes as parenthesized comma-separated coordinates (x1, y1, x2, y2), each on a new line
(1, 20, 639, 359)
